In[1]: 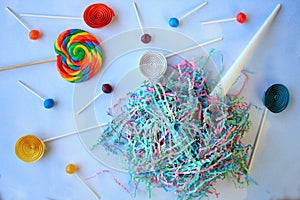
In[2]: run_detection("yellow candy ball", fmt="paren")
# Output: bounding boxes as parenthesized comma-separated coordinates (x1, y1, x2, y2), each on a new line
(66, 163, 77, 174)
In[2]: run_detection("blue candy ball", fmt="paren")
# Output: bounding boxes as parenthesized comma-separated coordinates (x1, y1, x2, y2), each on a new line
(169, 18, 179, 27)
(44, 99, 55, 109)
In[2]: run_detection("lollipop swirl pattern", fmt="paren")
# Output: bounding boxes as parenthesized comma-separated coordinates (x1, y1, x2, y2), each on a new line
(54, 29, 103, 83)
(139, 52, 167, 79)
(15, 135, 46, 162)
(83, 3, 115, 28)
(264, 84, 290, 113)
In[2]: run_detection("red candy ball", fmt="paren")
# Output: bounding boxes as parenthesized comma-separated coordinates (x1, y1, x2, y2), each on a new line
(236, 12, 247, 24)
(102, 84, 113, 94)
(141, 33, 151, 44)
(29, 30, 40, 40)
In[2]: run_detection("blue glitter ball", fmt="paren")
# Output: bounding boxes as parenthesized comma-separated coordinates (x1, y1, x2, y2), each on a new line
(44, 99, 55, 109)
(169, 17, 179, 27)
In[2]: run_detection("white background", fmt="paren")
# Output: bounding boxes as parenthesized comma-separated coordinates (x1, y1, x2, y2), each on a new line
(0, 0, 299, 199)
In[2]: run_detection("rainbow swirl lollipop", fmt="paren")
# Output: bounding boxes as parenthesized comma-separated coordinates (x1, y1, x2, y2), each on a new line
(54, 29, 103, 83)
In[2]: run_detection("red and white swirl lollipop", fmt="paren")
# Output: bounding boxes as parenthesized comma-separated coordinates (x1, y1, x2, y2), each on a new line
(20, 3, 115, 29)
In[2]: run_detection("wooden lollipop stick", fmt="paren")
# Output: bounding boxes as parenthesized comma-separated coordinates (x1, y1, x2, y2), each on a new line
(18, 80, 55, 109)
(132, 2, 152, 43)
(169, 2, 208, 28)
(210, 3, 281, 97)
(165, 37, 223, 58)
(15, 123, 108, 162)
(43, 123, 108, 142)
(77, 92, 104, 115)
(247, 108, 268, 172)
(179, 2, 208, 21)
(18, 80, 45, 101)
(20, 13, 82, 20)
(6, 6, 31, 31)
(74, 173, 100, 199)
(248, 84, 289, 171)
(66, 164, 100, 199)
(202, 12, 247, 25)
(0, 58, 56, 71)
(132, 2, 145, 34)
(77, 84, 113, 115)
(202, 17, 236, 25)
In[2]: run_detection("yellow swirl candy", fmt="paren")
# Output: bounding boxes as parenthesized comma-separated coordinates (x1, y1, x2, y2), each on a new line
(15, 135, 46, 162)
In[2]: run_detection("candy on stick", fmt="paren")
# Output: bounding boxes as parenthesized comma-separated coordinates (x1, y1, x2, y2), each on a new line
(15, 123, 107, 162)
(20, 3, 114, 29)
(77, 83, 113, 115)
(1, 29, 102, 83)
(132, 2, 151, 44)
(210, 3, 282, 98)
(66, 164, 100, 199)
(139, 37, 222, 79)
(202, 12, 247, 25)
(247, 107, 267, 172)
(247, 84, 290, 171)
(132, 2, 151, 43)
(18, 80, 55, 109)
(169, 2, 208, 28)
(6, 6, 40, 40)
(165, 37, 223, 58)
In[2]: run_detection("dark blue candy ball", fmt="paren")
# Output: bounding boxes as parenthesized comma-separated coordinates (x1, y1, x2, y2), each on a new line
(169, 18, 179, 27)
(44, 99, 55, 109)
